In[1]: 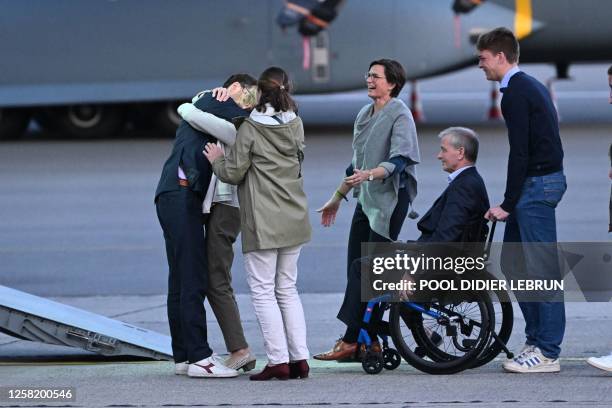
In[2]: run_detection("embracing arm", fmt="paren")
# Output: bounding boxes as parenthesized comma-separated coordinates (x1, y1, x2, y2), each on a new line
(177, 103, 237, 146)
(210, 123, 253, 184)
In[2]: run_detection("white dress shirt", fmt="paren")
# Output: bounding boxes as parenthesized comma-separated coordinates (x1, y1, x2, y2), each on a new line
(500, 66, 521, 88)
(447, 165, 474, 183)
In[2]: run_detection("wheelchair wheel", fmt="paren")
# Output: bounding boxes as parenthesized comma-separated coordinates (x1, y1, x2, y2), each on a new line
(389, 291, 491, 375)
(416, 272, 513, 369)
(405, 290, 496, 366)
(383, 348, 401, 370)
(469, 277, 514, 368)
(362, 351, 384, 374)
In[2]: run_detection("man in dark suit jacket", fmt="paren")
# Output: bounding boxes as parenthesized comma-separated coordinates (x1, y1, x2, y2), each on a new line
(154, 73, 255, 378)
(315, 127, 489, 361)
(416, 128, 489, 243)
(477, 27, 566, 373)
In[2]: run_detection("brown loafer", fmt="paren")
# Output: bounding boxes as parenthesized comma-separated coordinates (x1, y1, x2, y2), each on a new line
(313, 339, 358, 361)
(360, 340, 382, 354)
(337, 341, 383, 362)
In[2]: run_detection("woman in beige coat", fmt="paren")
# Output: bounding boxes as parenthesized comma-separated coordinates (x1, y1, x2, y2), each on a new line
(204, 67, 311, 381)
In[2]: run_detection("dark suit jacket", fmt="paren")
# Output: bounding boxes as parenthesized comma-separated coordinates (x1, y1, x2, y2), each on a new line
(417, 166, 489, 242)
(155, 94, 248, 201)
(500, 71, 564, 212)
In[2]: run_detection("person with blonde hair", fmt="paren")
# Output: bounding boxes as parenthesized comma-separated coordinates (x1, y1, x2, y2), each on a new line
(176, 73, 258, 373)
(204, 66, 311, 381)
(155, 73, 256, 378)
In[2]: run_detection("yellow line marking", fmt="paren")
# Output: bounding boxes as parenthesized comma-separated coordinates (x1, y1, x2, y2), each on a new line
(514, 0, 533, 39)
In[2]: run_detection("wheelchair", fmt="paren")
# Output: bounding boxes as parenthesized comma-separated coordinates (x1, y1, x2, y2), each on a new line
(357, 221, 514, 375)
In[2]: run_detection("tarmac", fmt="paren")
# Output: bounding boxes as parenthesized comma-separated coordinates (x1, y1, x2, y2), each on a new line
(1, 294, 611, 407)
(1, 67, 611, 406)
(2, 124, 611, 297)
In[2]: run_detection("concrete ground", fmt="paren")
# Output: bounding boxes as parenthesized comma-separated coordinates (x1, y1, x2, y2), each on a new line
(1, 294, 611, 407)
(1, 94, 611, 406)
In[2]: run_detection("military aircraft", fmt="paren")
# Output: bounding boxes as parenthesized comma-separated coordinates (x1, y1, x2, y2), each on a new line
(1, 0, 610, 140)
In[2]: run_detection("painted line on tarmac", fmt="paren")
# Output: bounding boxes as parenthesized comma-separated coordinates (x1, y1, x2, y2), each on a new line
(0, 360, 168, 366)
(0, 242, 347, 253)
(0, 245, 159, 254)
(0, 357, 592, 367)
(279, 357, 593, 369)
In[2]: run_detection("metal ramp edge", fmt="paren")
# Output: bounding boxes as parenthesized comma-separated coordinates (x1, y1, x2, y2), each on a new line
(0, 285, 172, 360)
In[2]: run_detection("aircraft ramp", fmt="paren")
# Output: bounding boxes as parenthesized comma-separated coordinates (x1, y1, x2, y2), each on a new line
(0, 285, 172, 360)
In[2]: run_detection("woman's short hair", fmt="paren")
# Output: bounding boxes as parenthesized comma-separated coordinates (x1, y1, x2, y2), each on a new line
(439, 127, 480, 163)
(369, 59, 407, 98)
(255, 66, 298, 113)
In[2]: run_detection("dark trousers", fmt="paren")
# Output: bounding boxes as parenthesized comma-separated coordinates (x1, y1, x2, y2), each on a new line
(337, 257, 383, 342)
(156, 189, 212, 363)
(204, 203, 248, 352)
(340, 188, 410, 343)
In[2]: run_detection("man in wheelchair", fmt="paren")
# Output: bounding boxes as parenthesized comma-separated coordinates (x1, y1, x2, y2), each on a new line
(314, 126, 490, 363)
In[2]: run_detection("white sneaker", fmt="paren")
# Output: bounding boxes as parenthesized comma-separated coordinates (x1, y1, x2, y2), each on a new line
(175, 361, 189, 375)
(187, 354, 239, 378)
(509, 344, 535, 363)
(587, 353, 612, 372)
(503, 347, 560, 373)
(502, 344, 534, 368)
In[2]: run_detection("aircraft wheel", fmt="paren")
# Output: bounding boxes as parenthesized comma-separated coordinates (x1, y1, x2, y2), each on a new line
(152, 101, 182, 137)
(53, 104, 125, 138)
(0, 108, 30, 140)
(33, 108, 61, 132)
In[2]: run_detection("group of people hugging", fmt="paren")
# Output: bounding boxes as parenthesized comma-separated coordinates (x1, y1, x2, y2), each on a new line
(154, 27, 572, 379)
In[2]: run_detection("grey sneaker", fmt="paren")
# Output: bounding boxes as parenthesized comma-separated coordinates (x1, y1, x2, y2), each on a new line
(224, 351, 257, 372)
(503, 347, 560, 373)
(187, 354, 239, 378)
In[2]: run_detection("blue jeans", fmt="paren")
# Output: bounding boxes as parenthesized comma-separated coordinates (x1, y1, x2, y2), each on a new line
(502, 170, 567, 359)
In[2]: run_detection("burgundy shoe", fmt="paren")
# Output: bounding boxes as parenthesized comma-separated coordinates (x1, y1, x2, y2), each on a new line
(289, 360, 309, 379)
(249, 363, 290, 381)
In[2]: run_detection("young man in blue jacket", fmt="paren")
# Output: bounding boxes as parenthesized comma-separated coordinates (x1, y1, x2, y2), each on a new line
(477, 27, 567, 373)
(155, 73, 255, 378)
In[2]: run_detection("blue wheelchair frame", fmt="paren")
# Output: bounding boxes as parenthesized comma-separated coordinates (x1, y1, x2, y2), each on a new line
(356, 222, 514, 374)
(358, 294, 444, 349)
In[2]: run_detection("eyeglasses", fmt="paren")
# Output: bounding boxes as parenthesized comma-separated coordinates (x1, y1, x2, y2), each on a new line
(364, 72, 385, 80)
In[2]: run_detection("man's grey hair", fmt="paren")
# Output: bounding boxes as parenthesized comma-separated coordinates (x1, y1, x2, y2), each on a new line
(438, 127, 480, 163)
